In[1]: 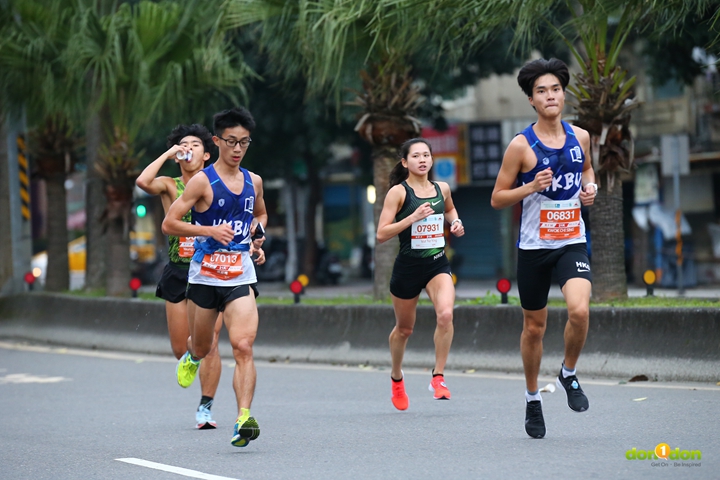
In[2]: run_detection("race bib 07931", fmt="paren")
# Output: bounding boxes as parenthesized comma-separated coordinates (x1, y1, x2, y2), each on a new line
(411, 214, 445, 249)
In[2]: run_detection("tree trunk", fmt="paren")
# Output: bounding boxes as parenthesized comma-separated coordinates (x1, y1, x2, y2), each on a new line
(303, 153, 320, 283)
(105, 211, 130, 297)
(372, 145, 399, 300)
(84, 109, 107, 290)
(589, 172, 627, 301)
(44, 172, 69, 291)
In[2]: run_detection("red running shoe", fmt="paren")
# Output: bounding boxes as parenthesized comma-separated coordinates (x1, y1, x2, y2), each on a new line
(391, 376, 409, 410)
(428, 374, 451, 399)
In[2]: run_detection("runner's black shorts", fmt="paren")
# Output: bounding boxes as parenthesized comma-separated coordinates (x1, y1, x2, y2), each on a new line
(516, 242, 592, 311)
(155, 262, 190, 304)
(390, 251, 452, 299)
(186, 283, 259, 312)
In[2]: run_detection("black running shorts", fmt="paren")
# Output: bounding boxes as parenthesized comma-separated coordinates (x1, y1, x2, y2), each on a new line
(389, 251, 452, 300)
(186, 283, 259, 312)
(516, 242, 592, 311)
(155, 262, 190, 304)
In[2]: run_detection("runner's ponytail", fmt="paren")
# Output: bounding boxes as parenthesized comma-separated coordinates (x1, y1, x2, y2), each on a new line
(388, 161, 409, 188)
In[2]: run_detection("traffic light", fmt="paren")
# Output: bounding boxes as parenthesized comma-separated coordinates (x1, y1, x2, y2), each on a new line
(135, 204, 147, 218)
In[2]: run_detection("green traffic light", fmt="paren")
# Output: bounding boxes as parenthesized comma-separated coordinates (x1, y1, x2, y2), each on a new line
(136, 204, 147, 217)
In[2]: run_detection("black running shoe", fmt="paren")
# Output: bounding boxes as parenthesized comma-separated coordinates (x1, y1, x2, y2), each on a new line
(556, 369, 589, 412)
(525, 400, 546, 438)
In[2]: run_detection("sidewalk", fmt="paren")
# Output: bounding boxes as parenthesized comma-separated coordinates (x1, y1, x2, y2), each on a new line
(257, 278, 720, 300)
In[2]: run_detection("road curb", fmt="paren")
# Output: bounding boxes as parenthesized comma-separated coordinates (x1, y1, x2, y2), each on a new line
(1, 293, 718, 382)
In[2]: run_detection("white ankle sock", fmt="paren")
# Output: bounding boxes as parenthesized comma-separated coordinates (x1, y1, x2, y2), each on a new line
(525, 390, 542, 403)
(562, 364, 576, 378)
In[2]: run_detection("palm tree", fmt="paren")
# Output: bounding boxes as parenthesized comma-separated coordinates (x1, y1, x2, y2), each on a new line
(544, 2, 642, 301)
(0, 0, 85, 292)
(347, 60, 425, 297)
(68, 0, 251, 296)
(525, 0, 712, 300)
(223, 0, 513, 299)
(395, 0, 710, 300)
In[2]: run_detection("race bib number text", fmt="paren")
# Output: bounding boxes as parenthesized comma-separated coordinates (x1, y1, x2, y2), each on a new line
(411, 214, 445, 249)
(178, 236, 196, 258)
(200, 251, 243, 280)
(539, 199, 581, 240)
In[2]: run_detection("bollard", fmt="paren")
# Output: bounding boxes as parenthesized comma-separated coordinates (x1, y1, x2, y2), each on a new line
(289, 280, 303, 304)
(643, 270, 656, 297)
(129, 277, 142, 298)
(24, 271, 35, 292)
(496, 278, 511, 304)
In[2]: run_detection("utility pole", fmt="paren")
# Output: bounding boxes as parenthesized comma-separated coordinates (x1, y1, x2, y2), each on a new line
(661, 134, 689, 295)
(673, 152, 684, 295)
(1, 113, 31, 294)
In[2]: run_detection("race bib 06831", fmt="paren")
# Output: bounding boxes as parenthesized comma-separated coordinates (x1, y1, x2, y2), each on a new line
(539, 199, 581, 240)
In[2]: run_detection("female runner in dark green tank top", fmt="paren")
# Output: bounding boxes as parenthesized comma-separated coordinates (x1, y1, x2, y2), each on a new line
(376, 138, 465, 411)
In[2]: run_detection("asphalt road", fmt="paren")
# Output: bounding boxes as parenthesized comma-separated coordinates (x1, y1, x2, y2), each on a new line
(1, 341, 718, 480)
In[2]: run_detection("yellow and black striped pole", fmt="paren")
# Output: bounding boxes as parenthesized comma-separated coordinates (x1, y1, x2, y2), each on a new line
(17, 135, 29, 221)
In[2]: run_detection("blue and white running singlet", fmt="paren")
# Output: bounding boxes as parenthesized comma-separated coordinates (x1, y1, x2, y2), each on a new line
(516, 121, 587, 250)
(188, 164, 257, 286)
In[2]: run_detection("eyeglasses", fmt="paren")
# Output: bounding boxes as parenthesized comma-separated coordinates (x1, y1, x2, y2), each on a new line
(217, 135, 252, 148)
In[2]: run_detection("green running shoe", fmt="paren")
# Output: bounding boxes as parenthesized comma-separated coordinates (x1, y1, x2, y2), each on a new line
(231, 416, 260, 447)
(176, 352, 199, 388)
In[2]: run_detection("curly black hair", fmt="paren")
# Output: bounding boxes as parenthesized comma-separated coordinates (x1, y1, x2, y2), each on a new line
(166, 124, 214, 153)
(517, 58, 569, 98)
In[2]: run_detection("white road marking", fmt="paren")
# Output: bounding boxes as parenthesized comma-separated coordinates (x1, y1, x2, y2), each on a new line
(2, 340, 718, 391)
(0, 341, 174, 363)
(116, 458, 240, 480)
(0, 373, 69, 384)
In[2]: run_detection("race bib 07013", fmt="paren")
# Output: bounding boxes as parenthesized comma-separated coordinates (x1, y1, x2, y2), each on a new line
(200, 251, 243, 280)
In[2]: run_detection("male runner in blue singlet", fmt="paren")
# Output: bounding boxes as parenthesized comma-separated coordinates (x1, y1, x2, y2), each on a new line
(162, 107, 267, 447)
(491, 58, 597, 439)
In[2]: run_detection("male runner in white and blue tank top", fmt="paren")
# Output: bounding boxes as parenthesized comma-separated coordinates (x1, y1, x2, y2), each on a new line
(162, 107, 268, 448)
(491, 58, 597, 439)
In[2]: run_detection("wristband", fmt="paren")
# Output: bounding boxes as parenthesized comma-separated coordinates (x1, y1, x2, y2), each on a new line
(251, 223, 265, 240)
(584, 183, 598, 194)
(451, 218, 462, 227)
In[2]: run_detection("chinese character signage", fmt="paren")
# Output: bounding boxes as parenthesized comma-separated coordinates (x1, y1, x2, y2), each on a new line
(467, 122, 502, 182)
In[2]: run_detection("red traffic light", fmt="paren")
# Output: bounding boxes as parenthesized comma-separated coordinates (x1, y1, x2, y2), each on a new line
(496, 278, 511, 294)
(129, 277, 142, 291)
(289, 280, 303, 295)
(24, 271, 35, 284)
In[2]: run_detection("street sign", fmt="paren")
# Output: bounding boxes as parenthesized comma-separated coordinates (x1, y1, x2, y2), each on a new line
(661, 134, 689, 177)
(433, 156, 457, 190)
